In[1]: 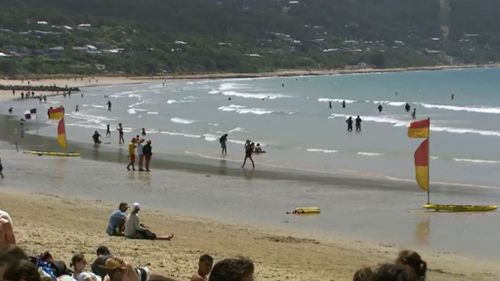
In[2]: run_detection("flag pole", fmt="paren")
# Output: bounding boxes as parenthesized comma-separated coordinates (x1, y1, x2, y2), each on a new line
(427, 117, 431, 205)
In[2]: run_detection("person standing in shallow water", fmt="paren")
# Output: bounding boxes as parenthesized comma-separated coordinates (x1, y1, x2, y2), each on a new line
(355, 115, 362, 132)
(412, 108, 416, 119)
(241, 140, 255, 168)
(342, 100, 346, 108)
(143, 140, 153, 172)
(405, 102, 411, 112)
(107, 100, 112, 111)
(346, 116, 353, 132)
(106, 124, 111, 137)
(126, 138, 136, 171)
(0, 157, 4, 179)
(117, 123, 124, 144)
(219, 134, 228, 155)
(377, 104, 383, 113)
(141, 128, 146, 136)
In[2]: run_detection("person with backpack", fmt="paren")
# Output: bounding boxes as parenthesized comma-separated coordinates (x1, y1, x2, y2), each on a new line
(219, 134, 228, 155)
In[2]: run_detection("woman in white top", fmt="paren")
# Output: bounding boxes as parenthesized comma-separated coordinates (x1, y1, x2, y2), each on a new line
(71, 254, 102, 281)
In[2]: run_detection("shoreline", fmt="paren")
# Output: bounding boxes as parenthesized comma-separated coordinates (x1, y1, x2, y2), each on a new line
(1, 188, 498, 281)
(1, 63, 498, 103)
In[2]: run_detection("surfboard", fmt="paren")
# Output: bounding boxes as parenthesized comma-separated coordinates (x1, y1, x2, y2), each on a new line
(24, 151, 81, 157)
(423, 204, 497, 212)
(290, 207, 321, 214)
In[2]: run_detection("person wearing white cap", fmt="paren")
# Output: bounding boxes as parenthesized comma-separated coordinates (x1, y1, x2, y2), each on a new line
(124, 203, 174, 241)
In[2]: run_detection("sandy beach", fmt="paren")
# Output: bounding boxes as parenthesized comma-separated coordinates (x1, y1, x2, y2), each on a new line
(0, 146, 499, 281)
(1, 189, 499, 281)
(2, 66, 500, 280)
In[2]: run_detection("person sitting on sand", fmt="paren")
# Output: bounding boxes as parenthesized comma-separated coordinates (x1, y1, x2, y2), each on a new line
(124, 203, 174, 240)
(208, 257, 254, 281)
(71, 254, 102, 281)
(1, 247, 40, 281)
(191, 254, 213, 281)
(395, 250, 426, 281)
(352, 267, 374, 281)
(91, 246, 112, 279)
(253, 143, 265, 154)
(0, 210, 16, 247)
(106, 203, 129, 236)
(372, 263, 416, 281)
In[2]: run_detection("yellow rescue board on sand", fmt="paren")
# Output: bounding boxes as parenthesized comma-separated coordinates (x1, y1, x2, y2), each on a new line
(25, 151, 81, 157)
(423, 204, 497, 212)
(292, 207, 321, 214)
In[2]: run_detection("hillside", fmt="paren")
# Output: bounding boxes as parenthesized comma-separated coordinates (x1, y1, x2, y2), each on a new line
(0, 0, 499, 75)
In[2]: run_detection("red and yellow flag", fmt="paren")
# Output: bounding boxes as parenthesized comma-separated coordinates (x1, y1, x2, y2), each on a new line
(48, 106, 65, 120)
(57, 118, 67, 149)
(414, 139, 429, 191)
(408, 118, 430, 138)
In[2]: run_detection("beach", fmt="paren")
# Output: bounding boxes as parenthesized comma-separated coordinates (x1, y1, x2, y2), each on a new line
(2, 67, 500, 280)
(1, 189, 499, 281)
(0, 146, 500, 280)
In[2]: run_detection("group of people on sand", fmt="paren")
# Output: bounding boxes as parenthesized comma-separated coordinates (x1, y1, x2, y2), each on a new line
(1, 208, 256, 281)
(353, 250, 427, 281)
(106, 202, 173, 240)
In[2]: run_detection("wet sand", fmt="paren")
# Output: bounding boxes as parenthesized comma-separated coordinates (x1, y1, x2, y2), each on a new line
(0, 145, 500, 280)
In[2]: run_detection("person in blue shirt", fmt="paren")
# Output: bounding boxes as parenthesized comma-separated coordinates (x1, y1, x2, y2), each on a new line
(106, 202, 129, 236)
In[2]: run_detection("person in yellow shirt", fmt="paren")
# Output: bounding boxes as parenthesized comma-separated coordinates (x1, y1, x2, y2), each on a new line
(127, 138, 137, 171)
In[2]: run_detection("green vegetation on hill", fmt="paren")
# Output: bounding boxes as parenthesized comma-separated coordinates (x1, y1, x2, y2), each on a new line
(0, 0, 499, 75)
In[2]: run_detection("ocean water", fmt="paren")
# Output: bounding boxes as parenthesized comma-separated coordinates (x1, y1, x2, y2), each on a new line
(4, 67, 500, 188)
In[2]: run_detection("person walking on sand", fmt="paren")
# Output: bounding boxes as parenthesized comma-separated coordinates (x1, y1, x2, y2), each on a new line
(127, 138, 137, 171)
(143, 140, 153, 172)
(0, 158, 4, 179)
(346, 116, 353, 132)
(137, 139, 145, 171)
(117, 123, 124, 144)
(241, 140, 255, 169)
(219, 134, 228, 155)
(412, 108, 416, 119)
(355, 115, 362, 132)
(106, 124, 111, 137)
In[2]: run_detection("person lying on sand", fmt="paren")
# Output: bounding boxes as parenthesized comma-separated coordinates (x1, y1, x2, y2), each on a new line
(124, 203, 174, 241)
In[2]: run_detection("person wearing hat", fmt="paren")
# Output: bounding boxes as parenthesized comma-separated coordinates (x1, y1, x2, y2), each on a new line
(106, 203, 129, 236)
(142, 140, 153, 172)
(100, 257, 138, 281)
(124, 203, 173, 241)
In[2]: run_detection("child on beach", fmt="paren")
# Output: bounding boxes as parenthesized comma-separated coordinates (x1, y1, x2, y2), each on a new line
(191, 255, 213, 281)
(117, 123, 124, 144)
(70, 253, 101, 281)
